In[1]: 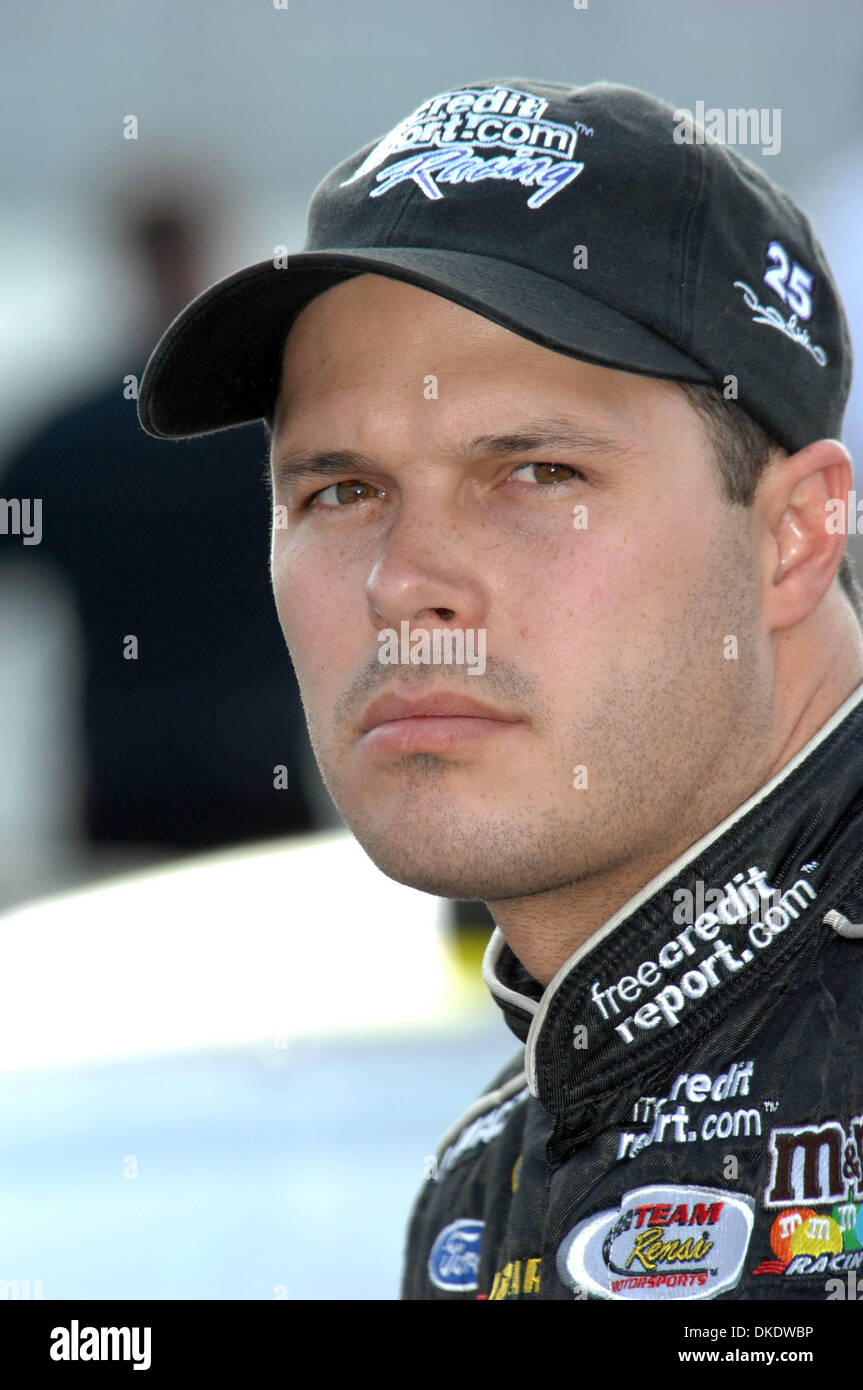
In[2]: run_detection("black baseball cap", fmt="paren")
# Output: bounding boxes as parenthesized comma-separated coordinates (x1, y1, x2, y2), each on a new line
(137, 78, 851, 456)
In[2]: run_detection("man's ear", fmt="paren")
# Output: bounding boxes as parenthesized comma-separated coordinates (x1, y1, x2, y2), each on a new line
(757, 438, 853, 632)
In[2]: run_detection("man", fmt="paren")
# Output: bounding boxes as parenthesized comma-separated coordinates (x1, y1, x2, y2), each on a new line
(138, 79, 863, 1300)
(0, 184, 318, 856)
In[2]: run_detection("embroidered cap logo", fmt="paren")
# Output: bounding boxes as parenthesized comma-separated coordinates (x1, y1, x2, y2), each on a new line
(341, 84, 592, 209)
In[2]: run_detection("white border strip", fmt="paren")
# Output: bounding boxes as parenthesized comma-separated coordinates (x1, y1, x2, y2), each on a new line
(481, 929, 541, 1018)
(434, 1068, 529, 1161)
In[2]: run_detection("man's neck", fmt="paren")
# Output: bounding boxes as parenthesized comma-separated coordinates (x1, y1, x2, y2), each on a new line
(487, 834, 725, 990)
(488, 622, 863, 989)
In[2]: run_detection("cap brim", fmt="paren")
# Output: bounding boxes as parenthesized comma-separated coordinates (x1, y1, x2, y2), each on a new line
(137, 247, 713, 440)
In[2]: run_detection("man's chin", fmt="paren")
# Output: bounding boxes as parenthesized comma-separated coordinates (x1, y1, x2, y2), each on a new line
(341, 817, 564, 903)
(348, 825, 487, 898)
(322, 764, 586, 900)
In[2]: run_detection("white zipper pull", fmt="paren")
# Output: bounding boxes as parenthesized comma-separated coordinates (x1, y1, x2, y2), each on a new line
(823, 909, 863, 938)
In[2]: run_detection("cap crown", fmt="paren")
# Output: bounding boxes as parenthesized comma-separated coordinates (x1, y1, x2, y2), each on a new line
(305, 78, 850, 453)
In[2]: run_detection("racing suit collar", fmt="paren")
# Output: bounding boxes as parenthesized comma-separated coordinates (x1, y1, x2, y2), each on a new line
(482, 680, 863, 1117)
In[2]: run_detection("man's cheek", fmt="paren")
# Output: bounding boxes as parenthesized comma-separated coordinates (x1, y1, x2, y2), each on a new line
(282, 598, 359, 697)
(272, 542, 325, 623)
(269, 568, 318, 662)
(543, 540, 633, 628)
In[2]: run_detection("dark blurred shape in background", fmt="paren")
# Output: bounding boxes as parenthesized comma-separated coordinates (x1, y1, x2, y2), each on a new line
(0, 178, 328, 861)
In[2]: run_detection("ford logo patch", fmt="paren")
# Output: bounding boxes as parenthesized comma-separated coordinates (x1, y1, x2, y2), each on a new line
(428, 1218, 484, 1292)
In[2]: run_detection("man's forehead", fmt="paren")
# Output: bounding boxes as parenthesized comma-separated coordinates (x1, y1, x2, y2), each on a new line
(273, 272, 680, 436)
(282, 271, 522, 355)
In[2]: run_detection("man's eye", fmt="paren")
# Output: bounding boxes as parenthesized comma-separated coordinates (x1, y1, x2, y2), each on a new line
(508, 462, 581, 486)
(308, 479, 386, 508)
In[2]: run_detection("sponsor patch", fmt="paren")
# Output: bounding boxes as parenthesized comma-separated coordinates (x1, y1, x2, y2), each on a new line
(511, 1155, 522, 1194)
(751, 1201, 863, 1279)
(582, 865, 818, 1047)
(763, 1116, 863, 1207)
(557, 1184, 754, 1300)
(340, 84, 592, 209)
(437, 1086, 530, 1180)
(428, 1218, 484, 1292)
(618, 1059, 761, 1159)
(750, 1117, 863, 1280)
(488, 1256, 542, 1300)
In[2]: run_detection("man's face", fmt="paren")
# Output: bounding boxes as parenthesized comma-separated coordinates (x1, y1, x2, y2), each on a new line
(269, 274, 765, 902)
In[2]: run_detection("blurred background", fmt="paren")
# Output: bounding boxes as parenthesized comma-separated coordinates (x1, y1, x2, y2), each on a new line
(0, 0, 861, 1299)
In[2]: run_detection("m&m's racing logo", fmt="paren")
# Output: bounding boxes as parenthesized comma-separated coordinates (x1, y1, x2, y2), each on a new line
(752, 1203, 863, 1280)
(557, 1184, 754, 1300)
(428, 1218, 484, 1292)
(752, 1116, 863, 1280)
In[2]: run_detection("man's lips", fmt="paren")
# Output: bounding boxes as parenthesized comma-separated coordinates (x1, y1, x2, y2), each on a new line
(358, 691, 524, 753)
(359, 690, 521, 734)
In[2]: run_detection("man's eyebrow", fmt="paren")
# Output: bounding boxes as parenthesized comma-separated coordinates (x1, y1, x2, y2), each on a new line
(462, 418, 630, 459)
(271, 450, 378, 488)
(271, 417, 630, 486)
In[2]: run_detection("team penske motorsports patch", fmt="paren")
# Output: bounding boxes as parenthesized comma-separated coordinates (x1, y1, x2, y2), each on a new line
(557, 1184, 754, 1300)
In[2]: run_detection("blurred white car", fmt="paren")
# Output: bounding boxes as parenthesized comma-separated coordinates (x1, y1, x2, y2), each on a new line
(0, 830, 512, 1299)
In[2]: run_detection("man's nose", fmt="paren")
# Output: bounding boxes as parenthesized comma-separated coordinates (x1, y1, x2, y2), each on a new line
(365, 500, 488, 634)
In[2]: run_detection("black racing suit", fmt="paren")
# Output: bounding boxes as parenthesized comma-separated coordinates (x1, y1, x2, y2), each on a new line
(401, 683, 863, 1300)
